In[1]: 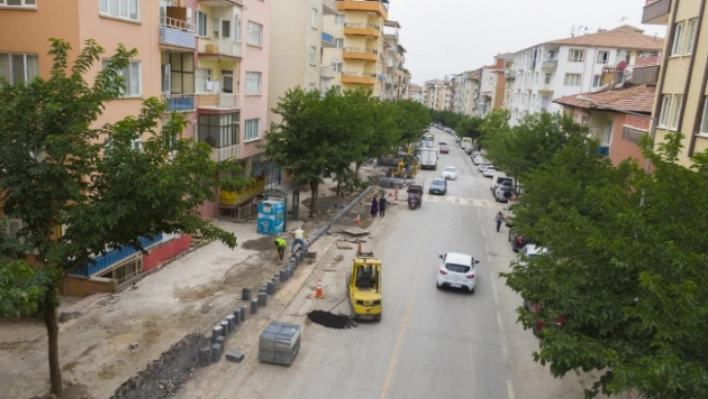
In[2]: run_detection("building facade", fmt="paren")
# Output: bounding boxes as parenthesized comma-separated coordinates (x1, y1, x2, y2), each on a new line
(505, 25, 664, 125)
(642, 0, 708, 166)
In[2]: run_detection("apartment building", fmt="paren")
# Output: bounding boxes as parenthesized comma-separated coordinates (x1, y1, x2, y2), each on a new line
(424, 79, 450, 111)
(642, 0, 708, 166)
(506, 25, 664, 126)
(382, 21, 409, 100)
(322, 0, 390, 96)
(408, 83, 424, 103)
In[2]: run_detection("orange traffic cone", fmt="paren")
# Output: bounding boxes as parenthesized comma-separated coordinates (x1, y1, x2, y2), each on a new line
(355, 214, 361, 225)
(314, 279, 324, 298)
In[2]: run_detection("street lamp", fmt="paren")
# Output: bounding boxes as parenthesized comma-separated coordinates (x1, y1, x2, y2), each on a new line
(575, 95, 657, 205)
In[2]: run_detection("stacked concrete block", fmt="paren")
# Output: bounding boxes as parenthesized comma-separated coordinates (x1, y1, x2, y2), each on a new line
(258, 321, 302, 366)
(250, 298, 258, 314)
(240, 305, 247, 321)
(199, 346, 211, 366)
(212, 326, 224, 344)
(216, 335, 225, 346)
(226, 350, 245, 363)
(242, 287, 251, 301)
(279, 269, 289, 282)
(226, 315, 236, 332)
(211, 342, 223, 362)
(233, 309, 241, 326)
(221, 320, 229, 335)
(266, 281, 275, 295)
(258, 292, 267, 307)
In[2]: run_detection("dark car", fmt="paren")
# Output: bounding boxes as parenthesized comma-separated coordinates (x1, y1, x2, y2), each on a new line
(440, 146, 449, 154)
(508, 229, 531, 252)
(526, 301, 566, 337)
(429, 178, 447, 195)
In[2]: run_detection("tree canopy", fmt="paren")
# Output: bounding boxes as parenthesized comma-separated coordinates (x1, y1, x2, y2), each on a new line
(0, 38, 244, 396)
(454, 116, 484, 140)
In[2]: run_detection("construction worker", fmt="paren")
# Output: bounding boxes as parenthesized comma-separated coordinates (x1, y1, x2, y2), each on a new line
(274, 237, 287, 261)
(290, 226, 309, 253)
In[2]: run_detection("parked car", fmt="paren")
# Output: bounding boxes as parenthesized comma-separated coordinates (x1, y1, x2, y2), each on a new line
(477, 162, 491, 172)
(428, 177, 447, 195)
(440, 145, 449, 154)
(442, 166, 457, 180)
(502, 202, 516, 227)
(470, 151, 481, 158)
(490, 171, 510, 191)
(436, 252, 479, 294)
(494, 184, 514, 202)
(518, 243, 547, 265)
(508, 229, 531, 252)
(472, 156, 485, 165)
(482, 165, 496, 177)
(528, 302, 566, 336)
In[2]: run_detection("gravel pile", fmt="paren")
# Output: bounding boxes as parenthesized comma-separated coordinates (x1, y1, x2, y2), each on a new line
(307, 310, 357, 329)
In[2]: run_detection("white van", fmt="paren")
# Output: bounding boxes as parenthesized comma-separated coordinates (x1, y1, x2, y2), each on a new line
(461, 137, 472, 150)
(490, 171, 514, 192)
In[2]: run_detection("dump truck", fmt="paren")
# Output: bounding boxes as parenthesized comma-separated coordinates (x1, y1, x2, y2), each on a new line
(346, 250, 382, 322)
(419, 147, 438, 170)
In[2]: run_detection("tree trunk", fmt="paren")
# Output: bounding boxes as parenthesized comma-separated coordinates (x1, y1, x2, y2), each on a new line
(309, 182, 318, 218)
(44, 289, 62, 397)
(336, 179, 342, 197)
(355, 161, 362, 179)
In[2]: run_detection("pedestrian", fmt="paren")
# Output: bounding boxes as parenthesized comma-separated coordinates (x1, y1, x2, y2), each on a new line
(370, 195, 379, 218)
(290, 226, 309, 254)
(494, 211, 504, 233)
(378, 195, 387, 217)
(274, 237, 287, 261)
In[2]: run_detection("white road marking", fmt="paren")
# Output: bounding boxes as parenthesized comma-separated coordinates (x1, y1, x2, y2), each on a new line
(497, 312, 508, 359)
(476, 206, 482, 219)
(484, 244, 490, 253)
(481, 229, 486, 239)
(490, 274, 499, 305)
(420, 195, 504, 210)
(507, 380, 516, 399)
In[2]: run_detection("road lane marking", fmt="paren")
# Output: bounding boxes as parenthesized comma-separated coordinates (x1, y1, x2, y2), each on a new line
(378, 203, 438, 399)
(420, 195, 504, 210)
(484, 244, 490, 253)
(490, 273, 500, 305)
(487, 254, 491, 263)
(476, 206, 482, 219)
(497, 312, 508, 359)
(481, 229, 486, 239)
(507, 380, 516, 399)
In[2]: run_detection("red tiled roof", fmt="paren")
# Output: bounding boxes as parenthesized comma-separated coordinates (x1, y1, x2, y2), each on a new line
(545, 25, 664, 51)
(552, 84, 655, 113)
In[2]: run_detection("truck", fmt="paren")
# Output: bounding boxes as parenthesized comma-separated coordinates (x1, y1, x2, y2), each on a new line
(346, 250, 382, 322)
(419, 147, 438, 170)
(461, 137, 473, 151)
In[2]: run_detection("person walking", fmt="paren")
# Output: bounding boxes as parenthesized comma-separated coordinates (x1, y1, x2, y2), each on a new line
(274, 237, 287, 261)
(290, 226, 309, 254)
(370, 195, 379, 218)
(378, 195, 387, 217)
(494, 212, 504, 233)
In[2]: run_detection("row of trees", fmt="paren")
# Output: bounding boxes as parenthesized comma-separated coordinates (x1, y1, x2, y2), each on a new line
(480, 109, 708, 398)
(429, 109, 484, 141)
(0, 40, 245, 396)
(264, 88, 431, 217)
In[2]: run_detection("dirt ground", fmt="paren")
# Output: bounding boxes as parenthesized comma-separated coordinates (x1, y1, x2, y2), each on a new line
(0, 169, 392, 399)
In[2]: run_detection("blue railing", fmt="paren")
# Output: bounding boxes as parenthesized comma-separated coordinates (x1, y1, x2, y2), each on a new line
(71, 234, 163, 277)
(321, 31, 335, 46)
(598, 146, 610, 156)
(164, 95, 195, 112)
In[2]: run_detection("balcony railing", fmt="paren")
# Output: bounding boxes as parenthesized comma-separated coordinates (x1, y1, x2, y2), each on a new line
(598, 146, 610, 157)
(163, 94, 195, 112)
(343, 22, 381, 37)
(632, 65, 660, 85)
(159, 16, 196, 49)
(210, 144, 240, 162)
(322, 0, 337, 15)
(342, 72, 378, 78)
(344, 47, 378, 55)
(337, 0, 388, 17)
(642, 0, 671, 24)
(321, 31, 335, 47)
(220, 180, 266, 206)
(196, 93, 240, 110)
(320, 67, 337, 78)
(71, 234, 163, 277)
(542, 59, 558, 69)
(198, 37, 242, 58)
(344, 23, 381, 30)
(505, 70, 516, 79)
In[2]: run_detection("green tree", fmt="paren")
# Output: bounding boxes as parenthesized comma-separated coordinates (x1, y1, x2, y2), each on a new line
(0, 39, 243, 396)
(501, 131, 708, 398)
(454, 116, 484, 139)
(356, 99, 400, 177)
(393, 100, 430, 146)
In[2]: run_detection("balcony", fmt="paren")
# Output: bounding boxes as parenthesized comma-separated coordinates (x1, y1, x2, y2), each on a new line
(504, 69, 516, 80)
(344, 23, 381, 38)
(538, 84, 554, 93)
(632, 65, 660, 85)
(198, 37, 242, 59)
(542, 59, 558, 70)
(220, 180, 266, 206)
(322, 31, 336, 48)
(320, 67, 337, 79)
(198, 0, 243, 5)
(598, 146, 610, 157)
(642, 0, 671, 25)
(341, 72, 378, 85)
(196, 93, 240, 111)
(210, 144, 240, 162)
(337, 0, 388, 20)
(159, 16, 196, 49)
(322, 0, 337, 15)
(343, 47, 379, 62)
(163, 94, 195, 112)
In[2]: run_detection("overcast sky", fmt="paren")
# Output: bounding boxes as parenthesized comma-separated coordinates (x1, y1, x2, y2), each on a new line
(388, 0, 666, 85)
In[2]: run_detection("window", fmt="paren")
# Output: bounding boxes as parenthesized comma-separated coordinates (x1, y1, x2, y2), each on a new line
(671, 22, 684, 56)
(245, 118, 260, 141)
(247, 21, 263, 47)
(335, 14, 344, 25)
(333, 85, 341, 94)
(100, 0, 139, 21)
(103, 59, 141, 96)
(685, 19, 698, 55)
(568, 49, 584, 63)
(198, 113, 239, 148)
(333, 62, 342, 72)
(167, 53, 193, 94)
(658, 95, 671, 127)
(195, 68, 211, 93)
(592, 75, 601, 88)
(597, 51, 609, 64)
(335, 38, 344, 49)
(234, 16, 241, 42)
(309, 46, 317, 65)
(670, 95, 682, 130)
(245, 71, 261, 95)
(0, 0, 36, 8)
(311, 8, 318, 28)
(700, 98, 708, 135)
(131, 137, 143, 151)
(0, 53, 39, 85)
(221, 19, 231, 39)
(195, 10, 208, 37)
(308, 83, 316, 91)
(544, 74, 551, 84)
(604, 120, 613, 144)
(213, 17, 220, 39)
(222, 69, 233, 93)
(563, 73, 581, 86)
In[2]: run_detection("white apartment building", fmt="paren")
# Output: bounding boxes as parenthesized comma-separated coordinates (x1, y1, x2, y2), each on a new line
(506, 25, 663, 125)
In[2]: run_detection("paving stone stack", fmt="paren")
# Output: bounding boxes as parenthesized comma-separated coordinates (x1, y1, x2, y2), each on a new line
(258, 321, 301, 366)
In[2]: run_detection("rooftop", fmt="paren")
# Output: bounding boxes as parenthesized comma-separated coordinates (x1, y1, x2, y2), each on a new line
(544, 25, 664, 51)
(552, 84, 656, 114)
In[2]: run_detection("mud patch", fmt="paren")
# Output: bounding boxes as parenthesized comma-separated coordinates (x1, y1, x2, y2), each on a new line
(307, 311, 357, 329)
(109, 333, 208, 399)
(240, 235, 277, 251)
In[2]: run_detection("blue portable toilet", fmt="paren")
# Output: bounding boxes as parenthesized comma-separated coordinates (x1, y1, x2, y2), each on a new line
(257, 200, 285, 235)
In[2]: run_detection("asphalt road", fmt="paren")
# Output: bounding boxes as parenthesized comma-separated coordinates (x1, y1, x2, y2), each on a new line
(200, 126, 604, 399)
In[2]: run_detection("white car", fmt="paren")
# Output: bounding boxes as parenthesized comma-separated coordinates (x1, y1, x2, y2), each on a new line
(442, 166, 457, 180)
(482, 166, 496, 177)
(472, 156, 485, 165)
(518, 244, 549, 268)
(439, 139, 448, 146)
(477, 162, 490, 172)
(437, 252, 479, 293)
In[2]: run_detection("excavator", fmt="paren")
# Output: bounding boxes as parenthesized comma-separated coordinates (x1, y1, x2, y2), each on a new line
(378, 151, 418, 179)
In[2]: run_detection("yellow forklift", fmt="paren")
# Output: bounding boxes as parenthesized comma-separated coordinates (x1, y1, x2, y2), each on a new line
(346, 248, 383, 322)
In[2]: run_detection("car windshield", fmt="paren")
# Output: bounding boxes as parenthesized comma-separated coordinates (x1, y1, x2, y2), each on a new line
(444, 167, 455, 173)
(445, 263, 471, 273)
(432, 179, 445, 185)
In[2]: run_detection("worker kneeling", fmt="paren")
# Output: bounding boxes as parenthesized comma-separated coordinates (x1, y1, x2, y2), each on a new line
(274, 237, 287, 261)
